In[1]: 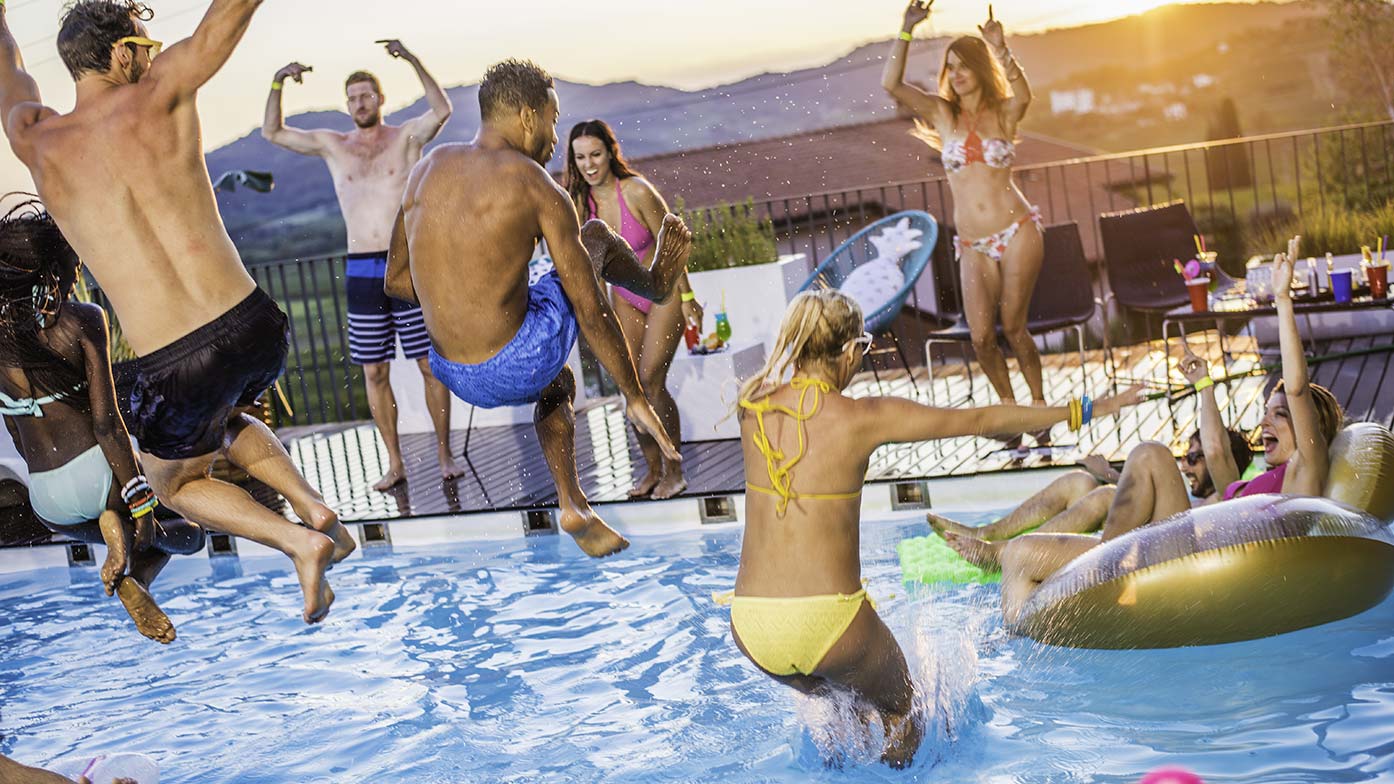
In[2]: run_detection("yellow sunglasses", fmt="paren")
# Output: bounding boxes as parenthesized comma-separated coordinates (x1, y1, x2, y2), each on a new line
(114, 35, 163, 58)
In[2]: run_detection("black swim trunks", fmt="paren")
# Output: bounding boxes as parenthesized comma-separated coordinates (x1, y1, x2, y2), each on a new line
(128, 287, 289, 460)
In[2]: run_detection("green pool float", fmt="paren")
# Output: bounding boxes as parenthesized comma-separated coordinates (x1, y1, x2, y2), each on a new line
(898, 533, 1001, 585)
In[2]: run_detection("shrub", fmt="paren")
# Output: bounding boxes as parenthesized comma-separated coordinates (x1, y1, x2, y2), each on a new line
(676, 197, 779, 272)
(1247, 199, 1394, 258)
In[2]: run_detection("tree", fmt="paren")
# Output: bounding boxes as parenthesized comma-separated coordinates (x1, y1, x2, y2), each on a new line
(1325, 0, 1394, 121)
(1206, 97, 1252, 189)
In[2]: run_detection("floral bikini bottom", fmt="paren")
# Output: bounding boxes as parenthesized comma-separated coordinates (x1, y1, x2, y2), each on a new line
(954, 204, 1044, 264)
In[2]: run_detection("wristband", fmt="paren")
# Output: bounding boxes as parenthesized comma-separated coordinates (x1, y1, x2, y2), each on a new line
(121, 475, 150, 499)
(271, 81, 283, 91)
(1081, 395, 1093, 427)
(899, 31, 914, 42)
(681, 291, 696, 302)
(1193, 376, 1214, 392)
(1067, 397, 1082, 432)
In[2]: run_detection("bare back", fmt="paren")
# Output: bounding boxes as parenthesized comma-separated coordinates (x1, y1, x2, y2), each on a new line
(400, 143, 553, 363)
(735, 388, 875, 598)
(319, 125, 421, 251)
(1, 308, 98, 472)
(10, 85, 254, 356)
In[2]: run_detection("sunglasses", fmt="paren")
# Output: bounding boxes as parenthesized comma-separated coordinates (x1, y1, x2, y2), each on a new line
(1182, 449, 1204, 466)
(844, 331, 874, 353)
(114, 36, 163, 59)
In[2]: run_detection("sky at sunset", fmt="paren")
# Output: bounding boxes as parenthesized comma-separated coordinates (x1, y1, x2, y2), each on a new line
(1, 0, 1259, 193)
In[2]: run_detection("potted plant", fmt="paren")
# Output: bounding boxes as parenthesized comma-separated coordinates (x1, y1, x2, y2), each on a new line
(677, 197, 809, 353)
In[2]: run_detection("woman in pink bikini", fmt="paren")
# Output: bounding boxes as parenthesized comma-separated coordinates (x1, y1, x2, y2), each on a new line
(944, 247, 1347, 624)
(883, 1, 1049, 445)
(565, 120, 703, 499)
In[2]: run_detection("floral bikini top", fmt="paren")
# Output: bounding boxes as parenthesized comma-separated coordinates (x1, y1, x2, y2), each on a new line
(941, 110, 1016, 175)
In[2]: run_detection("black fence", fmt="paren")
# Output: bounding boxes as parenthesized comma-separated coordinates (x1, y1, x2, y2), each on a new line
(91, 120, 1394, 428)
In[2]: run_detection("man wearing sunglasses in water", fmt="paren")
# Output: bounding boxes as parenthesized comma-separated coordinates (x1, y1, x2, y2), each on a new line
(0, 0, 353, 626)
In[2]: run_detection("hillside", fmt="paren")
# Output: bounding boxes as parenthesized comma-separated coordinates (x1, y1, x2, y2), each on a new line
(215, 1, 1332, 262)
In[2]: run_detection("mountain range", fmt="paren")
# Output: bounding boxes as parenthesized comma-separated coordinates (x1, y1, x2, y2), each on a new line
(212, 1, 1322, 262)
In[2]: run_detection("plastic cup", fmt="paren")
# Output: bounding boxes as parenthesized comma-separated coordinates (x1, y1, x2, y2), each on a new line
(1331, 268, 1353, 303)
(1370, 264, 1389, 299)
(1186, 277, 1210, 312)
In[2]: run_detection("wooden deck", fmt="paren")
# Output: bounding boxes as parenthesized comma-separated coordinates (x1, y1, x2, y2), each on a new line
(263, 331, 1394, 525)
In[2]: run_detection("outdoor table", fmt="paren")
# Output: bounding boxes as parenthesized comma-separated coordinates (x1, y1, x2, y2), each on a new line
(1158, 288, 1393, 420)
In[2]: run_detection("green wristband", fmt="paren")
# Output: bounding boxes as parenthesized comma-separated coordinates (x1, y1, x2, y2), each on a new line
(1193, 376, 1214, 392)
(271, 81, 283, 91)
(899, 30, 914, 42)
(681, 291, 696, 302)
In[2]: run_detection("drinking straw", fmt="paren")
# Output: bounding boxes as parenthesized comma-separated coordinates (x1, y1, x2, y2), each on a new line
(1193, 234, 1204, 256)
(1381, 235, 1388, 264)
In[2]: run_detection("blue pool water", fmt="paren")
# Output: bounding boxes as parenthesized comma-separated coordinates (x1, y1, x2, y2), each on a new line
(2, 513, 1393, 783)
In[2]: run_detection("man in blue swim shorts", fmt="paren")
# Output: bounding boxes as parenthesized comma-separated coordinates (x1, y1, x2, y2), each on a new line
(262, 40, 463, 491)
(387, 59, 693, 557)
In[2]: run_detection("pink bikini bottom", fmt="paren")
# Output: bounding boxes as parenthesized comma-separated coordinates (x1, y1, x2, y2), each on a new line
(612, 285, 653, 315)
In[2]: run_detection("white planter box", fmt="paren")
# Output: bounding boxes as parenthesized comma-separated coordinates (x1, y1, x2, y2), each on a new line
(687, 254, 811, 356)
(670, 341, 767, 441)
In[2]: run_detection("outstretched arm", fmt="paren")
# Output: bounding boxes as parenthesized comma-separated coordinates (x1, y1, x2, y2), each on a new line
(861, 386, 1145, 447)
(384, 206, 416, 304)
(980, 6, 1032, 125)
(261, 62, 331, 155)
(1272, 249, 1330, 491)
(382, 40, 452, 145)
(148, 0, 263, 101)
(1178, 341, 1240, 492)
(0, 5, 43, 146)
(882, 1, 950, 124)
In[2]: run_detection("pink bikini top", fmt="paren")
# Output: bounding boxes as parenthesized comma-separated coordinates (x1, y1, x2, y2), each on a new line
(588, 179, 655, 256)
(1223, 462, 1288, 501)
(941, 110, 1016, 175)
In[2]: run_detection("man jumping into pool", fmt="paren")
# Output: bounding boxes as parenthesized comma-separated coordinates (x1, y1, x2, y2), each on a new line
(0, 0, 349, 623)
(262, 41, 463, 491)
(387, 59, 691, 557)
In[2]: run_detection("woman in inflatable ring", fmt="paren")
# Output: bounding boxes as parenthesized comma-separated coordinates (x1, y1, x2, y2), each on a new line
(949, 245, 1344, 625)
(718, 288, 1143, 767)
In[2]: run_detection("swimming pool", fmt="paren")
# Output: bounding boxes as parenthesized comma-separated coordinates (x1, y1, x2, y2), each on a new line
(2, 512, 1392, 783)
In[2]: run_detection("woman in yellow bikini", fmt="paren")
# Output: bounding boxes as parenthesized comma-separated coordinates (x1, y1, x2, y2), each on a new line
(722, 289, 1142, 768)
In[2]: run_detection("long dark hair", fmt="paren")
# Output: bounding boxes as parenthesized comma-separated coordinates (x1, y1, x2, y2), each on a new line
(563, 119, 641, 218)
(0, 197, 86, 399)
(912, 35, 1013, 151)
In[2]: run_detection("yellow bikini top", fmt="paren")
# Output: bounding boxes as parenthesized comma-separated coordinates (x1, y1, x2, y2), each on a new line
(739, 376, 863, 516)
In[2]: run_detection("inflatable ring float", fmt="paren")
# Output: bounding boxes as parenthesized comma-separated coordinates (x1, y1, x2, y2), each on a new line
(1011, 424, 1394, 649)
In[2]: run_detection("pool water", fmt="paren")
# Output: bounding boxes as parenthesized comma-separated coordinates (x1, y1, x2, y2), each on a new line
(2, 513, 1393, 783)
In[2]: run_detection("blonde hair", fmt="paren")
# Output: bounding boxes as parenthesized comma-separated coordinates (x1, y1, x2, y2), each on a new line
(736, 290, 864, 407)
(911, 35, 1013, 151)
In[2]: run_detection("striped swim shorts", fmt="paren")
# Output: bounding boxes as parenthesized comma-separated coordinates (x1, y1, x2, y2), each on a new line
(345, 251, 431, 365)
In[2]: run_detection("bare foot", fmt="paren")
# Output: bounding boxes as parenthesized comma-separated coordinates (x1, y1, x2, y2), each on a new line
(439, 451, 466, 482)
(628, 469, 661, 498)
(298, 501, 355, 564)
(117, 578, 176, 644)
(289, 531, 336, 624)
(651, 470, 688, 500)
(880, 712, 923, 770)
(97, 510, 128, 597)
(626, 400, 682, 463)
(373, 466, 407, 492)
(649, 213, 694, 299)
(926, 511, 979, 541)
(942, 531, 1003, 571)
(559, 504, 630, 558)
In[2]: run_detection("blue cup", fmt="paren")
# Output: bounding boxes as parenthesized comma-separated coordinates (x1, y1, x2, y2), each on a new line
(1331, 268, 1353, 303)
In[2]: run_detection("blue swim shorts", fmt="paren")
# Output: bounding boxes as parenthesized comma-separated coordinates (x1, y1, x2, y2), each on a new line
(429, 271, 579, 409)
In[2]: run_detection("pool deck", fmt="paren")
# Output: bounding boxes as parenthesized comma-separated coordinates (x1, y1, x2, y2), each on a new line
(262, 331, 1394, 525)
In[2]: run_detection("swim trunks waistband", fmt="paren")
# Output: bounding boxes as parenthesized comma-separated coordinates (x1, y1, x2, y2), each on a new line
(346, 251, 389, 279)
(134, 288, 279, 376)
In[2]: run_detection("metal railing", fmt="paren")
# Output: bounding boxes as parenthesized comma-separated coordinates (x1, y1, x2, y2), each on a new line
(93, 120, 1394, 428)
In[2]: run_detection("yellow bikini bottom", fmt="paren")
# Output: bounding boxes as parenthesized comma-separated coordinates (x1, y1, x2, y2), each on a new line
(715, 587, 876, 676)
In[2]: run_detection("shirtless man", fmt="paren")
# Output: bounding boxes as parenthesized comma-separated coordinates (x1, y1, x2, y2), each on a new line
(262, 41, 462, 491)
(0, 0, 350, 624)
(387, 60, 692, 557)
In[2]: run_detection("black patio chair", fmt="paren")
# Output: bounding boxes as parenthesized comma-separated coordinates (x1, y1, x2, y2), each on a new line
(924, 221, 1097, 404)
(1098, 200, 1239, 325)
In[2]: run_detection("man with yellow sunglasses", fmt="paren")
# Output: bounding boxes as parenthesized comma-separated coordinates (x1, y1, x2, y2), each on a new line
(0, 0, 352, 627)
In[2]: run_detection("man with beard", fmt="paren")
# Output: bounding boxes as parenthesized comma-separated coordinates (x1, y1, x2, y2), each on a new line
(263, 40, 461, 491)
(0, 0, 348, 624)
(387, 60, 692, 558)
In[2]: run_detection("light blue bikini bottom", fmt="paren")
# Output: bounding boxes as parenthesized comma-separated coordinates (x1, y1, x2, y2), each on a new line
(29, 443, 113, 527)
